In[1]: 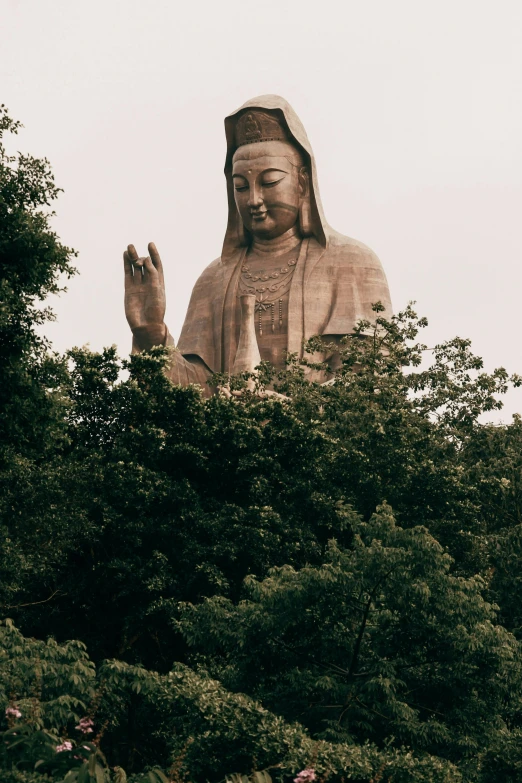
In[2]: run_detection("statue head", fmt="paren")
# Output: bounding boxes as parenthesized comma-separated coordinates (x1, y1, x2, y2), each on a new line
(232, 138, 311, 241)
(231, 110, 312, 243)
(223, 96, 330, 259)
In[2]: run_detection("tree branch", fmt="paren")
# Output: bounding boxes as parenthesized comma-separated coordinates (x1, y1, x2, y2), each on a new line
(4, 589, 62, 609)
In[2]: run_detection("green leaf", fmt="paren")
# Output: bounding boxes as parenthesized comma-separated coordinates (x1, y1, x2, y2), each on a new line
(251, 773, 272, 783)
(226, 775, 250, 783)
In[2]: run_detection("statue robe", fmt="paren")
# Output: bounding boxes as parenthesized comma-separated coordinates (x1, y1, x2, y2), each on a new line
(176, 233, 391, 376)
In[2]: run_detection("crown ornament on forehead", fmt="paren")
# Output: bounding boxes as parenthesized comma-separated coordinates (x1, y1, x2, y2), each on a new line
(235, 110, 290, 148)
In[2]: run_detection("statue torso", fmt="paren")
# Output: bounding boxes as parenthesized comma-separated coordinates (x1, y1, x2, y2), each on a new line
(177, 233, 392, 375)
(236, 236, 301, 369)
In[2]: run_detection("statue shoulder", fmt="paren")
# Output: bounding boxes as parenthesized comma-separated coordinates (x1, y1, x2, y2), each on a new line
(314, 232, 392, 316)
(189, 256, 223, 292)
(323, 231, 385, 270)
(197, 255, 222, 278)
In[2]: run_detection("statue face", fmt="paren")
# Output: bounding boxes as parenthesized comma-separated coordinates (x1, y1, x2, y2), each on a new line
(232, 140, 307, 240)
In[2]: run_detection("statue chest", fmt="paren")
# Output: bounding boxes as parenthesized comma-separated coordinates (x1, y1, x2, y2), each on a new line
(236, 245, 300, 369)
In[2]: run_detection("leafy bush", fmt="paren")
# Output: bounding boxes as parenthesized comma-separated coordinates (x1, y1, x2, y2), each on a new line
(179, 503, 522, 765)
(1, 621, 459, 782)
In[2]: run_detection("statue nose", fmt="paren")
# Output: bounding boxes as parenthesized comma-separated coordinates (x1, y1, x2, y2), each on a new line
(247, 186, 263, 209)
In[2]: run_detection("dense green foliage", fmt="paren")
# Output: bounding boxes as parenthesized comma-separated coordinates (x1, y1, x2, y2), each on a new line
(2, 107, 522, 782)
(0, 105, 75, 459)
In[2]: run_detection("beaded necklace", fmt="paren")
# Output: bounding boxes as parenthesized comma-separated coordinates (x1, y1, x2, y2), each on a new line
(238, 244, 300, 335)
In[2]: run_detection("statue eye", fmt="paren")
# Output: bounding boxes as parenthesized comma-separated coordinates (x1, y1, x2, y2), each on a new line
(261, 175, 285, 187)
(234, 179, 249, 192)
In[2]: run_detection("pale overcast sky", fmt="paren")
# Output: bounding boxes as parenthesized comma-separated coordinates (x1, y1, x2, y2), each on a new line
(2, 0, 522, 419)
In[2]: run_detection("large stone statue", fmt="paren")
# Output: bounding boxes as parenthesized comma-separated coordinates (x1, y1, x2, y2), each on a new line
(123, 95, 392, 394)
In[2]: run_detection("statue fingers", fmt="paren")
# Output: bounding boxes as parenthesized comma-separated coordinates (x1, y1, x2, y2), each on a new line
(126, 245, 160, 281)
(148, 242, 164, 278)
(123, 250, 134, 281)
(127, 244, 139, 262)
(126, 244, 145, 280)
(141, 255, 157, 278)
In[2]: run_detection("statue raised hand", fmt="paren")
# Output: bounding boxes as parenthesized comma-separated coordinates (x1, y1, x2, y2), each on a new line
(124, 242, 167, 351)
(123, 241, 211, 390)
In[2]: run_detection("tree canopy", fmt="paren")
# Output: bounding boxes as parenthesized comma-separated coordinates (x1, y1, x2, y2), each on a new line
(2, 107, 522, 783)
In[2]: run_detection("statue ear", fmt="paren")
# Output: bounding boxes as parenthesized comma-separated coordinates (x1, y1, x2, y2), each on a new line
(298, 166, 310, 198)
(298, 167, 312, 237)
(236, 209, 249, 246)
(298, 198, 312, 238)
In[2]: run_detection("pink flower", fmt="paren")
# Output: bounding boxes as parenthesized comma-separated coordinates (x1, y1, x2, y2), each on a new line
(56, 741, 73, 753)
(75, 717, 94, 734)
(5, 707, 22, 719)
(294, 770, 316, 783)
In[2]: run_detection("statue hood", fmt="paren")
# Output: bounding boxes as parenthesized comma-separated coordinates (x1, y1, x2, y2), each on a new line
(222, 94, 332, 260)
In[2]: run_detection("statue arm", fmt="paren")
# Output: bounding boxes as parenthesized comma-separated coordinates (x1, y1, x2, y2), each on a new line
(124, 242, 212, 395)
(131, 327, 212, 395)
